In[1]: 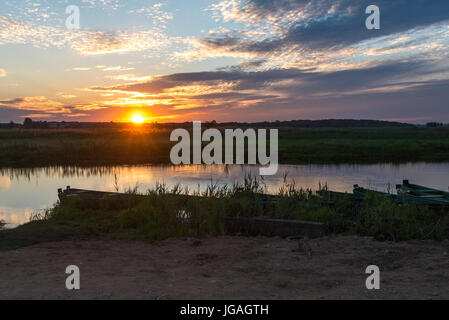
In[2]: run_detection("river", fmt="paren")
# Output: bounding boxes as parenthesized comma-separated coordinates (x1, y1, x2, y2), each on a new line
(1, 163, 449, 228)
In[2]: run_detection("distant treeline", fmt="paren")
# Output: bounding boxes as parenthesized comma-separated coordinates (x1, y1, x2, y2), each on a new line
(0, 118, 423, 129)
(214, 119, 414, 128)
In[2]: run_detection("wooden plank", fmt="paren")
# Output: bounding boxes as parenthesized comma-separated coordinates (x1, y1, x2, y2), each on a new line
(58, 186, 123, 201)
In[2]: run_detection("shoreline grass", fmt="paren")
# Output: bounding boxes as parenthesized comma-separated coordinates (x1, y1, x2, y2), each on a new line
(2, 177, 448, 251)
(2, 127, 449, 167)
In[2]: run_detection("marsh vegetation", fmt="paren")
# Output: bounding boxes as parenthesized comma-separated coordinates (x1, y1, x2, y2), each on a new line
(2, 177, 448, 251)
(2, 126, 449, 167)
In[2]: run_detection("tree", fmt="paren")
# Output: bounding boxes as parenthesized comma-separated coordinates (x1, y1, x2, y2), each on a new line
(23, 118, 33, 128)
(426, 122, 443, 128)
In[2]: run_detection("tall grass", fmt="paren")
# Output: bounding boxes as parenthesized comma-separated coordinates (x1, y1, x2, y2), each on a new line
(354, 193, 449, 241)
(39, 176, 449, 243)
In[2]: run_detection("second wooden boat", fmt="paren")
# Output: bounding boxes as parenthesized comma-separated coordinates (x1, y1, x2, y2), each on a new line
(396, 180, 449, 206)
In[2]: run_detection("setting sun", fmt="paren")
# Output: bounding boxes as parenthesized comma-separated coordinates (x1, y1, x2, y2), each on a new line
(130, 114, 145, 124)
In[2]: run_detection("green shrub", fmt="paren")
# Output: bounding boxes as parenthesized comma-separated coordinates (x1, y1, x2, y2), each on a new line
(354, 193, 448, 241)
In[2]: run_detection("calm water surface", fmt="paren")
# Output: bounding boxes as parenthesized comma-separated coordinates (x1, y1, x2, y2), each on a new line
(1, 163, 449, 228)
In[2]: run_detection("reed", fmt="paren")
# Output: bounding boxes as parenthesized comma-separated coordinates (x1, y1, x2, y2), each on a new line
(44, 177, 449, 242)
(2, 176, 448, 251)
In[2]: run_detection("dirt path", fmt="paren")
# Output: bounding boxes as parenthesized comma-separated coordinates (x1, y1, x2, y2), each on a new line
(1, 236, 449, 300)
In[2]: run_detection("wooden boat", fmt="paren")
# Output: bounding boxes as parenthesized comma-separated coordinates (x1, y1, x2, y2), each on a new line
(58, 186, 123, 201)
(396, 191, 449, 206)
(58, 186, 203, 202)
(397, 180, 449, 196)
(58, 181, 449, 208)
(396, 180, 449, 207)
(353, 185, 397, 201)
(58, 187, 279, 208)
(317, 185, 396, 202)
(316, 189, 358, 201)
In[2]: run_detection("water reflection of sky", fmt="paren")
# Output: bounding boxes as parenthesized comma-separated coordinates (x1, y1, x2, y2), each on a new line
(1, 163, 449, 228)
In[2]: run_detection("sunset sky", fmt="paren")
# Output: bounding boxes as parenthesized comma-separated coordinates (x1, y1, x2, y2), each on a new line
(0, 0, 449, 124)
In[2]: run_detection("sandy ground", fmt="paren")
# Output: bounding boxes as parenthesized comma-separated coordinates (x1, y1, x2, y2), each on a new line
(1, 236, 449, 300)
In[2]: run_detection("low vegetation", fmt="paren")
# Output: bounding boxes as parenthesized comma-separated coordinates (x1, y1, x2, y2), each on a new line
(2, 126, 449, 167)
(2, 177, 448, 251)
(2, 125, 449, 249)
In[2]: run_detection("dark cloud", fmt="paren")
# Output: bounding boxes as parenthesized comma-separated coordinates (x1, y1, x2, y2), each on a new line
(99, 61, 426, 97)
(6, 62, 448, 123)
(0, 98, 25, 105)
(87, 59, 449, 123)
(190, 92, 279, 101)
(200, 35, 281, 54)
(217, 59, 268, 71)
(205, 0, 449, 53)
(0, 106, 33, 122)
(237, 59, 267, 69)
(295, 61, 428, 93)
(94, 68, 311, 94)
(284, 0, 449, 49)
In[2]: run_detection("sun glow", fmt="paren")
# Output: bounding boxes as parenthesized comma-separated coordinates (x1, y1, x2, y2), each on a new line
(130, 114, 145, 124)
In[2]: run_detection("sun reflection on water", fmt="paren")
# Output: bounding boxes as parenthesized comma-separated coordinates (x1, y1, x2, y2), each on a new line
(2, 163, 449, 228)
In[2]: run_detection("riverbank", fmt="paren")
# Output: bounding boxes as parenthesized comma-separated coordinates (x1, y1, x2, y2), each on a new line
(2, 180, 448, 252)
(2, 127, 449, 167)
(2, 182, 449, 300)
(1, 236, 449, 300)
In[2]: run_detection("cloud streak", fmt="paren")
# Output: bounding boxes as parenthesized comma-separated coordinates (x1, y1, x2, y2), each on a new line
(208, 0, 449, 49)
(182, 0, 449, 72)
(0, 16, 171, 56)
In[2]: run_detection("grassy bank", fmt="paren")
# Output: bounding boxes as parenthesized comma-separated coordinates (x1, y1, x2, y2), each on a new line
(2, 178, 448, 251)
(1, 126, 449, 167)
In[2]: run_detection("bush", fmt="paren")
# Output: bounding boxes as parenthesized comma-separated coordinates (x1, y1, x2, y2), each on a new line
(354, 193, 448, 241)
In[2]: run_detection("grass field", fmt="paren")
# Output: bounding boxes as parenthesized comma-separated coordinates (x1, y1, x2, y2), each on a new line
(1, 178, 448, 251)
(1, 126, 449, 167)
